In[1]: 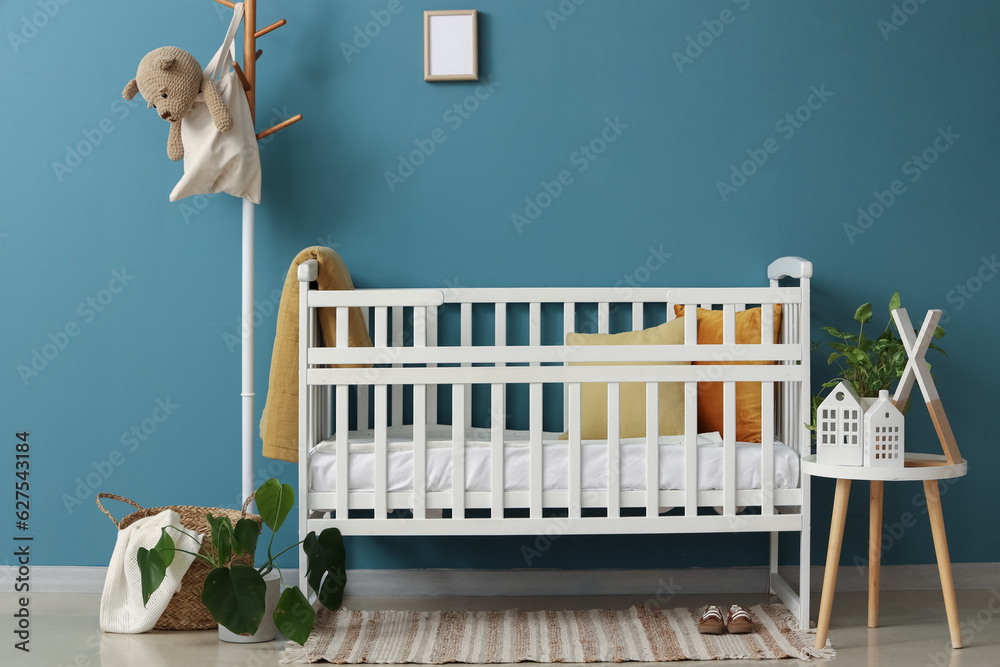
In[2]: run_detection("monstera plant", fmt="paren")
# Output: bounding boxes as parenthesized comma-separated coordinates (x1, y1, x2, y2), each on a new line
(137, 478, 346, 644)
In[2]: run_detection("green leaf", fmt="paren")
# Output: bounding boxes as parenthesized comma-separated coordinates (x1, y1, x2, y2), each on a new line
(208, 514, 234, 565)
(889, 292, 901, 312)
(303, 528, 347, 611)
(155, 528, 176, 567)
(202, 564, 266, 636)
(933, 325, 945, 339)
(256, 479, 295, 533)
(854, 302, 873, 324)
(929, 342, 947, 356)
(821, 326, 853, 340)
(234, 518, 260, 559)
(826, 352, 843, 366)
(137, 547, 167, 606)
(273, 586, 316, 645)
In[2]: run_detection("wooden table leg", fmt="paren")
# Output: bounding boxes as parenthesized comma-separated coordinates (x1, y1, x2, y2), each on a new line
(869, 480, 883, 628)
(923, 479, 962, 649)
(815, 478, 851, 649)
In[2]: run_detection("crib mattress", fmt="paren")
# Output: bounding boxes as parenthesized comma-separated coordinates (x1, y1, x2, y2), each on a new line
(309, 426, 799, 494)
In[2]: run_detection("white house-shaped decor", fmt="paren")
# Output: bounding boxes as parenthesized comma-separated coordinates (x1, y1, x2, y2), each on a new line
(817, 381, 864, 466)
(864, 389, 904, 468)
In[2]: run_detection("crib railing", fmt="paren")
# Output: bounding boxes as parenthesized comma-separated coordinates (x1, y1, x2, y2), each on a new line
(299, 276, 810, 529)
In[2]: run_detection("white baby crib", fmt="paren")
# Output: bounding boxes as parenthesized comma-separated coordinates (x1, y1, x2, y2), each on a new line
(296, 256, 813, 628)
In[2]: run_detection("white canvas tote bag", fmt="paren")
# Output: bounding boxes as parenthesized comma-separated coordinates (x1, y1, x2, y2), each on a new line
(170, 3, 261, 204)
(100, 510, 203, 634)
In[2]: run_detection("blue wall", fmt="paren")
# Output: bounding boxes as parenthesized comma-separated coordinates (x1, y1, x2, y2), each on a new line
(2, 0, 998, 576)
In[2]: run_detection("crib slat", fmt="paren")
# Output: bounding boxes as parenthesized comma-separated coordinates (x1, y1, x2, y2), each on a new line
(723, 303, 736, 346)
(598, 302, 610, 333)
(413, 384, 427, 520)
(491, 383, 504, 517)
(646, 382, 659, 516)
(392, 306, 403, 426)
(461, 302, 472, 426)
(632, 302, 643, 331)
(356, 309, 370, 430)
(568, 382, 582, 519)
(336, 384, 350, 515)
(607, 383, 620, 518)
(375, 383, 388, 519)
(413, 308, 428, 520)
(761, 302, 774, 345)
(761, 380, 775, 516)
(427, 305, 438, 426)
(684, 381, 698, 516)
(452, 385, 466, 518)
(683, 303, 698, 517)
(529, 302, 543, 519)
(563, 303, 575, 430)
(723, 380, 736, 517)
(684, 305, 697, 345)
(492, 303, 507, 518)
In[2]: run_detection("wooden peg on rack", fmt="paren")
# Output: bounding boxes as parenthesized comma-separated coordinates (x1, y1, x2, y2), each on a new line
(232, 62, 252, 91)
(255, 19, 286, 39)
(256, 114, 303, 140)
(210, 0, 301, 139)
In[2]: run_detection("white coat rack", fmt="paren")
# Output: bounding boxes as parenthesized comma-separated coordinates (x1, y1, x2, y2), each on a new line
(213, 0, 302, 503)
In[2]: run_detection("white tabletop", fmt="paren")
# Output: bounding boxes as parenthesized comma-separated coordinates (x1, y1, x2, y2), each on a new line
(801, 453, 967, 481)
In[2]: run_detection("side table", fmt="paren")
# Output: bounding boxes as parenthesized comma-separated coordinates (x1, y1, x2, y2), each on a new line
(802, 452, 968, 650)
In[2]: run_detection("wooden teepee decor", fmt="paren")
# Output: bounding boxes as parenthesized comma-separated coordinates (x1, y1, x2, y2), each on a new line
(890, 308, 962, 465)
(213, 0, 302, 502)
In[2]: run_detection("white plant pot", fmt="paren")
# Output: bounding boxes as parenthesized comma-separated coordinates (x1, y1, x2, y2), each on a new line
(219, 570, 281, 644)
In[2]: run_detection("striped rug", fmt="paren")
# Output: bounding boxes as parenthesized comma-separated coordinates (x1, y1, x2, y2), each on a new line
(279, 604, 835, 663)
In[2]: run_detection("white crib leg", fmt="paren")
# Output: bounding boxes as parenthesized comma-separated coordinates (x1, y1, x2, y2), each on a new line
(799, 472, 812, 630)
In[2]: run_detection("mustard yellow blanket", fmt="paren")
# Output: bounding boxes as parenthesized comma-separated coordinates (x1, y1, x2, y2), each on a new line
(260, 247, 372, 462)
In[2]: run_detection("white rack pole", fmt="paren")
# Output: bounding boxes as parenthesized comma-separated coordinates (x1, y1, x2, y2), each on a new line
(242, 196, 255, 506)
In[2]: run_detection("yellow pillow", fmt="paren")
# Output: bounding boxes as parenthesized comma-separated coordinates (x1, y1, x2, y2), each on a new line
(673, 305, 782, 443)
(560, 318, 688, 440)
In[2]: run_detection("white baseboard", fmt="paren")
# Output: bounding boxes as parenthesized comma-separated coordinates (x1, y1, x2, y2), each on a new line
(3, 563, 997, 596)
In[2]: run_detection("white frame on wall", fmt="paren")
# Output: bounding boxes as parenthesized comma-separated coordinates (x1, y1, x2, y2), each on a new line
(424, 10, 478, 81)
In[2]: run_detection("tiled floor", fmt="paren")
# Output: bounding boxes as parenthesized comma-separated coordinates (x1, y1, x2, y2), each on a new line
(5, 589, 999, 666)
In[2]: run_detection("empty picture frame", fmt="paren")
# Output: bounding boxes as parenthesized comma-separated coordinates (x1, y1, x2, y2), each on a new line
(424, 10, 478, 81)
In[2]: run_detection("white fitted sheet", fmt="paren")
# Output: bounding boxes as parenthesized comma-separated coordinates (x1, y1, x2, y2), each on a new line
(309, 426, 799, 494)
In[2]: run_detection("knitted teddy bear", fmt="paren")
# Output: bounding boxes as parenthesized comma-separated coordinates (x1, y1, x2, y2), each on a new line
(122, 46, 233, 161)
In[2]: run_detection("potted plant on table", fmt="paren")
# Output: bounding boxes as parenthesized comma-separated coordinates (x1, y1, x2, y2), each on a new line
(809, 292, 946, 431)
(137, 478, 346, 645)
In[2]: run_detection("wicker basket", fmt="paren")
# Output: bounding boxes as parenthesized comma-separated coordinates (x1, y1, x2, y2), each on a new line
(97, 492, 263, 631)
